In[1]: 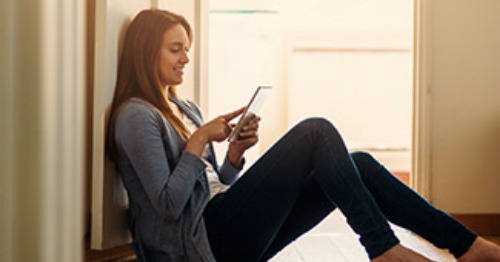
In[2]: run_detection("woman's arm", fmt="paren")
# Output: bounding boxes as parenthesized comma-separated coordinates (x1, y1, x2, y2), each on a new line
(185, 104, 247, 185)
(227, 115, 261, 161)
(115, 102, 205, 221)
(185, 107, 245, 152)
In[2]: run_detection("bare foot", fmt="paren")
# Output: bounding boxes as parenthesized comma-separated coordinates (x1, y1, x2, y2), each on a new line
(458, 237, 500, 262)
(371, 244, 431, 262)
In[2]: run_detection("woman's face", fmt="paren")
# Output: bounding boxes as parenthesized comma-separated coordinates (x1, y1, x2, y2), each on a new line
(158, 24, 190, 87)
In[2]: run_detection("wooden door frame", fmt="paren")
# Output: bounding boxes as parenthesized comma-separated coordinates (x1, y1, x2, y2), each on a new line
(412, 0, 432, 199)
(413, 0, 500, 235)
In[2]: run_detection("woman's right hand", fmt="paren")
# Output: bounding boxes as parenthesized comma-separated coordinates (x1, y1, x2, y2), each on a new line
(185, 107, 245, 157)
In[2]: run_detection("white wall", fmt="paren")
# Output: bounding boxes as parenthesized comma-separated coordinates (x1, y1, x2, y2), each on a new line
(91, 0, 151, 250)
(91, 0, 207, 250)
(420, 0, 500, 213)
(206, 0, 414, 170)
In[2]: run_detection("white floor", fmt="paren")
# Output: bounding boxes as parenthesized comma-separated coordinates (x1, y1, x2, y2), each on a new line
(270, 211, 455, 262)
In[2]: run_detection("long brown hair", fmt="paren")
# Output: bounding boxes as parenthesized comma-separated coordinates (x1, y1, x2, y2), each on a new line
(107, 9, 192, 160)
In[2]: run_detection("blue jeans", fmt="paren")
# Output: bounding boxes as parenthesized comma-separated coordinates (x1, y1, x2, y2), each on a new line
(203, 118, 476, 261)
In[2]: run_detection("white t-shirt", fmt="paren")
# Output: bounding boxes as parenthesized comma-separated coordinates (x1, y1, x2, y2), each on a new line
(182, 115, 229, 198)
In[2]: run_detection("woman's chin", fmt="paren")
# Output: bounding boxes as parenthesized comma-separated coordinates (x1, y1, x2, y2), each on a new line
(164, 80, 183, 87)
(173, 77, 183, 85)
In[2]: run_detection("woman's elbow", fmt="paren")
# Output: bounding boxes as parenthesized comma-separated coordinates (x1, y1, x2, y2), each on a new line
(155, 197, 185, 222)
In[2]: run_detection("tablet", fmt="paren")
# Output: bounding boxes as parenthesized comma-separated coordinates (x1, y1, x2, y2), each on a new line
(227, 86, 271, 142)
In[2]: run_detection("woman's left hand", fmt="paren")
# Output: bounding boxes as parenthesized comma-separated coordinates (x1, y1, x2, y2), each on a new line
(226, 115, 261, 167)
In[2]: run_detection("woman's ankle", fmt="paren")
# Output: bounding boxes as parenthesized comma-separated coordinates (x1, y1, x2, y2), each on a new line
(457, 237, 500, 262)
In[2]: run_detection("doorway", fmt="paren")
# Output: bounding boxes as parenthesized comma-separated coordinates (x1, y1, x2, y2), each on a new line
(205, 0, 414, 182)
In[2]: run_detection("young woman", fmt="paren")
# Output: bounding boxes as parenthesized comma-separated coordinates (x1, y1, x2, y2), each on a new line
(107, 8, 500, 262)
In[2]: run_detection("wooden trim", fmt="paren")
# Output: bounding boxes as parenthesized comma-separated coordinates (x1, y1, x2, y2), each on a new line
(195, 0, 210, 110)
(412, 0, 432, 199)
(84, 234, 136, 262)
(393, 172, 410, 185)
(451, 214, 500, 235)
(292, 47, 411, 53)
(85, 0, 96, 244)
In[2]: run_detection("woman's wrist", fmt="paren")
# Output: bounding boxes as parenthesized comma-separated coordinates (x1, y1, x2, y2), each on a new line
(185, 132, 208, 157)
(226, 149, 244, 168)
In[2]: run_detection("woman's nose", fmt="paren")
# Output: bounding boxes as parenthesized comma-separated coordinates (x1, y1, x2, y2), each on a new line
(181, 52, 189, 64)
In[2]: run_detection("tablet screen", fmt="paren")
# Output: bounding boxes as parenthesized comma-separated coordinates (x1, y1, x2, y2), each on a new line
(227, 86, 271, 142)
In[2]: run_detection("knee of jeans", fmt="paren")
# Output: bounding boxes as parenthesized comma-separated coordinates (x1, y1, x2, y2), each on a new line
(299, 117, 328, 126)
(298, 117, 338, 135)
(350, 151, 376, 176)
(351, 151, 374, 162)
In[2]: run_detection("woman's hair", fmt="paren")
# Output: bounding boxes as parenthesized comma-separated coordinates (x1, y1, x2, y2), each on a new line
(107, 9, 193, 160)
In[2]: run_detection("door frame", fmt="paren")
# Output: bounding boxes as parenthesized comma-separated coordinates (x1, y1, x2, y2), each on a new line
(411, 0, 432, 200)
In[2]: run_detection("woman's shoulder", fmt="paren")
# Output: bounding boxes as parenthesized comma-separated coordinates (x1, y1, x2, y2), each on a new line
(121, 97, 157, 112)
(115, 98, 163, 128)
(119, 97, 162, 116)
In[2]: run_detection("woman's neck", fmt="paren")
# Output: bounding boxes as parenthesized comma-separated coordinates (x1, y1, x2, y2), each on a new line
(164, 87, 183, 120)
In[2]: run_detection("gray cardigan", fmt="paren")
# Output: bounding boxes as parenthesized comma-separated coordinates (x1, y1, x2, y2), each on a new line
(114, 97, 241, 261)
